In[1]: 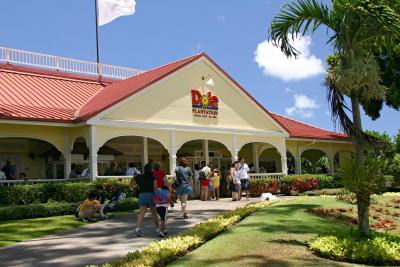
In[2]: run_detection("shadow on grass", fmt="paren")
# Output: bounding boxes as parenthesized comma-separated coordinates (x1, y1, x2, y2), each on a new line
(270, 238, 308, 247)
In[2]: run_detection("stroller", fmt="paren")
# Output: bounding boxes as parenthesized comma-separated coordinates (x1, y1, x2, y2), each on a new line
(104, 187, 126, 213)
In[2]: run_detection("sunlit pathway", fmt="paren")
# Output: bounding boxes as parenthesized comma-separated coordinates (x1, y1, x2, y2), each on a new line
(0, 198, 257, 267)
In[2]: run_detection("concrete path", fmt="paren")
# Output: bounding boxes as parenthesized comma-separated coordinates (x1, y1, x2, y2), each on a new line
(0, 198, 258, 267)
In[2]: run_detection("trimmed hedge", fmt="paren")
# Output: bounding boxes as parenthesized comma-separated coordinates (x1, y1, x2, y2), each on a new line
(0, 179, 134, 205)
(249, 174, 340, 197)
(310, 232, 400, 265)
(0, 198, 138, 221)
(98, 201, 273, 267)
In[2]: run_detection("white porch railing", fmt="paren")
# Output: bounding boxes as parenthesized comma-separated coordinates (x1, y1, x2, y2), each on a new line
(0, 47, 144, 79)
(97, 176, 132, 180)
(0, 177, 90, 186)
(249, 173, 286, 180)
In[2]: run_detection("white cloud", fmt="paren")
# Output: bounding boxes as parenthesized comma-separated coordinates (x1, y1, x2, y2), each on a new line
(254, 36, 324, 81)
(285, 94, 319, 118)
(217, 15, 226, 22)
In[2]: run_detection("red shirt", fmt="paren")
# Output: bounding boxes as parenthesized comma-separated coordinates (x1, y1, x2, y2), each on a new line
(201, 179, 209, 186)
(153, 169, 166, 188)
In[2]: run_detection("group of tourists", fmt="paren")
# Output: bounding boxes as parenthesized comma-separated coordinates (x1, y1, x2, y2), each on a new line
(76, 156, 251, 238)
(132, 157, 193, 237)
(226, 157, 250, 201)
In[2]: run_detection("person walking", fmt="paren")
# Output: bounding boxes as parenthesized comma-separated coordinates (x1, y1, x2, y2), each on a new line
(132, 163, 160, 237)
(199, 161, 211, 201)
(193, 164, 200, 198)
(152, 162, 170, 237)
(238, 157, 250, 200)
(174, 157, 193, 219)
(233, 162, 241, 201)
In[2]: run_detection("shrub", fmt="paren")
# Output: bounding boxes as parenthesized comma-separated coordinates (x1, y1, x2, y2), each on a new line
(249, 174, 339, 197)
(98, 201, 273, 267)
(0, 179, 134, 206)
(0, 198, 138, 221)
(309, 232, 400, 265)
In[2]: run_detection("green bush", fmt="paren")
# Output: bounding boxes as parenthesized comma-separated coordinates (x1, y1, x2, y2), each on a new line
(0, 179, 134, 205)
(249, 174, 340, 197)
(98, 201, 273, 267)
(310, 232, 400, 265)
(0, 198, 138, 221)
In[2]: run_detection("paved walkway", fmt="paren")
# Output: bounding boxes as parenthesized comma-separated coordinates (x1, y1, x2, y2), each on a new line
(0, 198, 257, 267)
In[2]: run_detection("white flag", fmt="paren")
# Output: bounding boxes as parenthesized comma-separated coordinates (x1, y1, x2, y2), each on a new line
(98, 0, 136, 26)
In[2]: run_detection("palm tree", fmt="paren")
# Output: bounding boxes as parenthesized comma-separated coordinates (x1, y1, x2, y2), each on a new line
(269, 0, 400, 235)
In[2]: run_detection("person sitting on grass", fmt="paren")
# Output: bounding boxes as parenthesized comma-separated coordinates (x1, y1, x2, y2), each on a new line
(78, 191, 101, 222)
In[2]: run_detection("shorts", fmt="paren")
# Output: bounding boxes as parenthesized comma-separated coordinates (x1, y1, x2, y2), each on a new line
(230, 182, 237, 192)
(208, 184, 214, 191)
(156, 206, 168, 220)
(240, 179, 249, 190)
(138, 192, 155, 208)
(176, 185, 192, 196)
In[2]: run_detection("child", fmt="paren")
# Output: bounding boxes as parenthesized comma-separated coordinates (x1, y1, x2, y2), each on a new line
(96, 185, 107, 219)
(213, 169, 220, 200)
(78, 191, 101, 222)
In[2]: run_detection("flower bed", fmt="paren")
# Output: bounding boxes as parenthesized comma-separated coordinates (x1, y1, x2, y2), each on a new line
(249, 174, 339, 197)
(309, 232, 400, 265)
(97, 201, 273, 267)
(0, 179, 134, 205)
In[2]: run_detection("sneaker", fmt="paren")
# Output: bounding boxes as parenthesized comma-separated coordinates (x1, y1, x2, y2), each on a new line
(135, 228, 143, 237)
(163, 230, 169, 235)
(81, 218, 89, 223)
(158, 231, 166, 238)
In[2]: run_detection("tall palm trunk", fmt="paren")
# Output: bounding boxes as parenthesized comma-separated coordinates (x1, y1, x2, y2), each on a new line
(351, 94, 370, 236)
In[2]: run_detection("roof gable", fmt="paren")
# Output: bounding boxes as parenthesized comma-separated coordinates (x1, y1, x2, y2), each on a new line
(76, 53, 204, 121)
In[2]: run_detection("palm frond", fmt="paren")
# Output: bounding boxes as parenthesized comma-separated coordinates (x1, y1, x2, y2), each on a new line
(269, 0, 332, 57)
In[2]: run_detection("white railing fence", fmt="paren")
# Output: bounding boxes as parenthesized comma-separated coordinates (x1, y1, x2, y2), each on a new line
(249, 173, 286, 180)
(0, 173, 286, 186)
(0, 177, 90, 186)
(0, 47, 144, 79)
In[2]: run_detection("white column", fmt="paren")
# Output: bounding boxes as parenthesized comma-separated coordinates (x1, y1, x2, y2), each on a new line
(203, 139, 209, 164)
(89, 126, 98, 181)
(252, 143, 259, 173)
(63, 130, 71, 179)
(169, 131, 177, 174)
(296, 143, 302, 174)
(232, 134, 239, 163)
(142, 137, 148, 168)
(329, 154, 335, 175)
(281, 150, 288, 175)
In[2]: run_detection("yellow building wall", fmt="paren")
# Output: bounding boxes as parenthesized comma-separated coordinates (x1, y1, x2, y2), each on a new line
(286, 139, 354, 158)
(103, 60, 283, 133)
(95, 126, 171, 151)
(0, 123, 66, 152)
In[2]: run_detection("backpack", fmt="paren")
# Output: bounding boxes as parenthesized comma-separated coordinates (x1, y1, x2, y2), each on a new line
(199, 167, 208, 180)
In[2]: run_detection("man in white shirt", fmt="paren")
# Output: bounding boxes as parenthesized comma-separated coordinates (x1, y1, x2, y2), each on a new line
(126, 162, 141, 177)
(238, 157, 250, 200)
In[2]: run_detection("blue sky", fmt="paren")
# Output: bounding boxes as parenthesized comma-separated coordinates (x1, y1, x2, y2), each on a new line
(0, 0, 399, 136)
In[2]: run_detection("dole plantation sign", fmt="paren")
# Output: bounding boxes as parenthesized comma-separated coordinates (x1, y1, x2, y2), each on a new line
(191, 89, 219, 119)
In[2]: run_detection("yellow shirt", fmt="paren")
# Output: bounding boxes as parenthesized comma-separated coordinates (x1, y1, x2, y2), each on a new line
(213, 174, 220, 187)
(80, 199, 100, 213)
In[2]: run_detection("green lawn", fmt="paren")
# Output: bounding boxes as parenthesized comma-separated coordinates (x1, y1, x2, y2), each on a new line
(0, 211, 131, 247)
(169, 197, 360, 267)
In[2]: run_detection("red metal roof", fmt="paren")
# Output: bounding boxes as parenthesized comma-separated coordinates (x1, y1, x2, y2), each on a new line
(0, 54, 349, 141)
(0, 64, 106, 122)
(270, 113, 349, 141)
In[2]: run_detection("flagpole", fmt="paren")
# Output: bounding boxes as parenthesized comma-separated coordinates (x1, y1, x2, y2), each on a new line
(95, 0, 100, 75)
